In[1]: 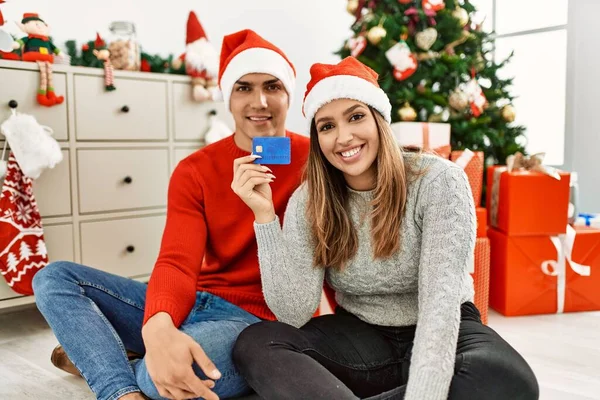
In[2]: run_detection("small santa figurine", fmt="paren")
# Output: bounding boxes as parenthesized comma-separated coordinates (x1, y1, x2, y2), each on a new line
(172, 11, 220, 102)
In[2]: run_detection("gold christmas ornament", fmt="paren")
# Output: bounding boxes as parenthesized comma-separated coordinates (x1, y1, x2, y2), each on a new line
(452, 7, 469, 27)
(502, 105, 516, 122)
(474, 52, 486, 72)
(398, 102, 417, 121)
(449, 89, 469, 111)
(415, 27, 438, 51)
(347, 0, 359, 15)
(367, 25, 387, 45)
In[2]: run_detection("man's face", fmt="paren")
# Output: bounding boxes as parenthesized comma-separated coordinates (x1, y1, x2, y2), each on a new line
(229, 73, 289, 143)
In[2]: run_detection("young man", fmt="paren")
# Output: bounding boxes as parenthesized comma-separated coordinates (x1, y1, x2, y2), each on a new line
(32, 29, 309, 400)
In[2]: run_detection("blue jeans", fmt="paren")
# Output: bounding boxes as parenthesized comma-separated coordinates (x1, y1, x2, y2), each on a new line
(32, 261, 261, 400)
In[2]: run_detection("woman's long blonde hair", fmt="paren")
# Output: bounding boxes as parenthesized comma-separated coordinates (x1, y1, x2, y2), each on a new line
(305, 107, 411, 270)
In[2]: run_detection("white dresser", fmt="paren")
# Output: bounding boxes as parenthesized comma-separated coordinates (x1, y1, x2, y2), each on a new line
(0, 59, 233, 310)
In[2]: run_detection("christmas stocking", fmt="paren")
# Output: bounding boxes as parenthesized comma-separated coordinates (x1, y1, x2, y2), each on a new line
(0, 153, 48, 295)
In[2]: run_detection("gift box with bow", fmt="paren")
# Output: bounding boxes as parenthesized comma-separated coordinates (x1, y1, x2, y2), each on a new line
(488, 225, 600, 316)
(486, 152, 571, 236)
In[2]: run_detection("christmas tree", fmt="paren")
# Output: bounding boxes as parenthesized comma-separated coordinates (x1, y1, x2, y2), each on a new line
(337, 0, 525, 168)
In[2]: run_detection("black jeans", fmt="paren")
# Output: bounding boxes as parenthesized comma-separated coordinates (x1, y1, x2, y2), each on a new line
(232, 302, 539, 400)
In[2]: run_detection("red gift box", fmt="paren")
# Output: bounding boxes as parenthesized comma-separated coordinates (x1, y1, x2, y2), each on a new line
(476, 208, 487, 238)
(471, 237, 491, 324)
(486, 165, 571, 236)
(488, 226, 600, 316)
(452, 150, 484, 205)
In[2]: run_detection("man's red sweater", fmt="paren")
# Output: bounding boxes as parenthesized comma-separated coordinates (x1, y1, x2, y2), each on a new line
(143, 132, 309, 327)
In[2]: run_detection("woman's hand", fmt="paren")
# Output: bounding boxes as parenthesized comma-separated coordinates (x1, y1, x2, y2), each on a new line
(231, 155, 277, 223)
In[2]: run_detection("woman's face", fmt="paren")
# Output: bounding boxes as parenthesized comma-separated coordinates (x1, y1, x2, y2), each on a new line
(314, 99, 379, 190)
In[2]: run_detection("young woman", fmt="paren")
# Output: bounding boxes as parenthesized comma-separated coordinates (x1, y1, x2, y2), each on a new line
(230, 57, 538, 400)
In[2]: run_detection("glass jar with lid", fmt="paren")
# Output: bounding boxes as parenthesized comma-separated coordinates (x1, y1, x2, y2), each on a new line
(107, 21, 141, 71)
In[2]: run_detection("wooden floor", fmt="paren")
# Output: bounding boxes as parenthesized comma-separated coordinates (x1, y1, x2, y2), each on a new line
(0, 306, 598, 400)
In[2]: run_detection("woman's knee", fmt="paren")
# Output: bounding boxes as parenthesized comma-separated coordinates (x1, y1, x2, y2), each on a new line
(464, 349, 539, 399)
(232, 321, 300, 369)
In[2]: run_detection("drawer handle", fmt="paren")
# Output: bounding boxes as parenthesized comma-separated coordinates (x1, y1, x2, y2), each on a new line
(126, 245, 135, 253)
(121, 105, 130, 113)
(123, 176, 133, 184)
(8, 100, 18, 109)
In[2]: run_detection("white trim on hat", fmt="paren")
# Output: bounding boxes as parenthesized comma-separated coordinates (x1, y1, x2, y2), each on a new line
(303, 75, 392, 131)
(220, 47, 296, 110)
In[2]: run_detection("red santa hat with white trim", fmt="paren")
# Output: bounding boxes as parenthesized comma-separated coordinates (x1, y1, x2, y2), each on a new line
(303, 57, 392, 129)
(218, 29, 296, 110)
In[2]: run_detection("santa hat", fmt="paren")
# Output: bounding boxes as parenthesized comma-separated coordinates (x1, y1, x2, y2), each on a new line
(94, 33, 107, 50)
(186, 11, 207, 45)
(218, 29, 296, 110)
(303, 57, 391, 129)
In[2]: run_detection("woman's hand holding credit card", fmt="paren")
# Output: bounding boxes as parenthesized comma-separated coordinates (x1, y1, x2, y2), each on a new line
(231, 146, 279, 224)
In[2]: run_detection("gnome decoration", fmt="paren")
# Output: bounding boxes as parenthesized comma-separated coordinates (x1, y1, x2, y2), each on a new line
(15, 13, 65, 107)
(93, 33, 116, 91)
(172, 11, 220, 102)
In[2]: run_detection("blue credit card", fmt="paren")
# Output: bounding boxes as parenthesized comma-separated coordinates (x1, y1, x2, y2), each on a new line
(252, 137, 291, 165)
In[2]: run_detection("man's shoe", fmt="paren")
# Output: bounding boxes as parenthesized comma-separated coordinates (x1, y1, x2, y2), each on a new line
(50, 345, 81, 376)
(50, 345, 143, 377)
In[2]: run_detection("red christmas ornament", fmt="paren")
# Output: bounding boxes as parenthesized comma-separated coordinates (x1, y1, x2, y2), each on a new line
(348, 35, 367, 58)
(140, 58, 151, 72)
(393, 65, 416, 81)
(399, 0, 412, 4)
(386, 41, 418, 81)
(422, 0, 445, 12)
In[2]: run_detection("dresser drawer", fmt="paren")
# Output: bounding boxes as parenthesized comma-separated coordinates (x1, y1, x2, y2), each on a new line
(0, 69, 68, 140)
(172, 83, 233, 141)
(77, 149, 169, 214)
(0, 223, 74, 301)
(33, 150, 72, 217)
(80, 215, 165, 278)
(74, 75, 168, 141)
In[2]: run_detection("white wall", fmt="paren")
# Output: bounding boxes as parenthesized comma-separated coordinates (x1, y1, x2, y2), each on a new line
(565, 0, 600, 212)
(0, 0, 354, 134)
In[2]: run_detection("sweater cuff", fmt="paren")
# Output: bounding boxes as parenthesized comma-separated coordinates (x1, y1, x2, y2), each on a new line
(404, 368, 451, 400)
(254, 216, 282, 247)
(143, 298, 188, 327)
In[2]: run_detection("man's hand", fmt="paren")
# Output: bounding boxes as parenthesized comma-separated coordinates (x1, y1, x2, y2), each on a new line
(142, 313, 221, 400)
